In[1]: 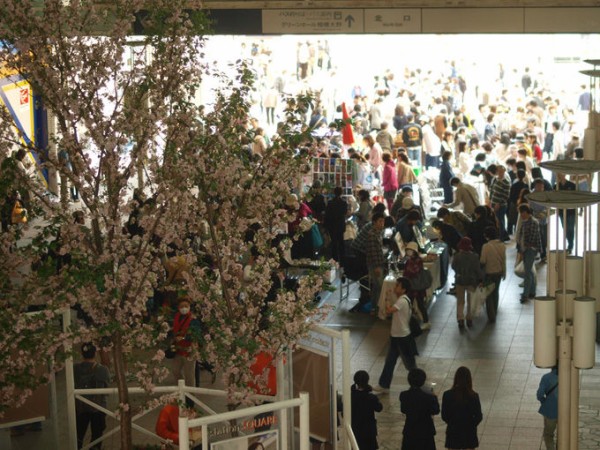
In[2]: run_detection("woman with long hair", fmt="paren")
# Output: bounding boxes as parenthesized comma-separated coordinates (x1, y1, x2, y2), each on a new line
(363, 134, 383, 180)
(441, 366, 483, 450)
(455, 140, 471, 180)
(397, 152, 417, 188)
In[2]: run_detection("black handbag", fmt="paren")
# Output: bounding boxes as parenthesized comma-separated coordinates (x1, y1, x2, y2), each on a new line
(164, 338, 176, 359)
(405, 297, 423, 338)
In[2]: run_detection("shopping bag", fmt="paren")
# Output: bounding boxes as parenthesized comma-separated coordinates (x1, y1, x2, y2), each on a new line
(514, 260, 536, 279)
(514, 261, 525, 278)
(469, 285, 488, 317)
(310, 223, 323, 249)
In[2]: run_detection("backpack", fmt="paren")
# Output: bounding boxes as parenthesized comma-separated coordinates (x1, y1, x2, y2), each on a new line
(75, 363, 101, 413)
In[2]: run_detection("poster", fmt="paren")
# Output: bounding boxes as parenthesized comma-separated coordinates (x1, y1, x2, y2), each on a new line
(211, 430, 278, 450)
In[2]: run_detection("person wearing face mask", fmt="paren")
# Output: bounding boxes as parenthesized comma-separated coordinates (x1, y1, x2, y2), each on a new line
(171, 297, 201, 387)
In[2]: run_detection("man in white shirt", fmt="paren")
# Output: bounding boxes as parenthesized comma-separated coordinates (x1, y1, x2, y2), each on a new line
(374, 277, 417, 393)
(420, 115, 441, 171)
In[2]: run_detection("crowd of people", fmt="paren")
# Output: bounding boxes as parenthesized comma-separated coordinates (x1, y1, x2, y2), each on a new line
(5, 37, 592, 450)
(231, 38, 591, 450)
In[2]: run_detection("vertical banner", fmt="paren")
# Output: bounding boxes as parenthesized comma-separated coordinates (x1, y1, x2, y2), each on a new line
(0, 69, 48, 185)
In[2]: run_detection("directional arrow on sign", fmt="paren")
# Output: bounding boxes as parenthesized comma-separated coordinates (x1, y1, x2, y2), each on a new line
(344, 14, 355, 28)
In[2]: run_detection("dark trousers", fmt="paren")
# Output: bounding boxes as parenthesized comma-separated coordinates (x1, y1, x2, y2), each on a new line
(77, 412, 106, 450)
(411, 290, 429, 323)
(539, 221, 547, 259)
(378, 336, 417, 388)
(425, 154, 440, 170)
(494, 204, 508, 240)
(330, 232, 344, 262)
(559, 211, 576, 251)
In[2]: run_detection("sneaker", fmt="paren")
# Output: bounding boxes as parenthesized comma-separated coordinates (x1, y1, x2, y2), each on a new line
(420, 322, 432, 331)
(372, 385, 389, 395)
(458, 320, 465, 329)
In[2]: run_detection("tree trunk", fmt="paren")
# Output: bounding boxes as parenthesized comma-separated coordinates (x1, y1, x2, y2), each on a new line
(113, 331, 132, 450)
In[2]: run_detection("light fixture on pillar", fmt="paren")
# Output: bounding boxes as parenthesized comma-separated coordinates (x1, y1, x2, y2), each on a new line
(529, 172, 600, 450)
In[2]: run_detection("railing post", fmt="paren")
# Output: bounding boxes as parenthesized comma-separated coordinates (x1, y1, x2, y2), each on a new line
(342, 329, 352, 450)
(178, 415, 189, 450)
(64, 309, 78, 450)
(299, 392, 310, 450)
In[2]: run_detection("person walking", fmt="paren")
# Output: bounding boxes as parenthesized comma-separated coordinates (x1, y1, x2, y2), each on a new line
(451, 237, 484, 329)
(517, 204, 541, 303)
(351, 370, 383, 450)
(381, 152, 399, 212)
(554, 172, 576, 254)
(537, 366, 558, 450)
(480, 226, 506, 323)
(74, 343, 111, 450)
(489, 165, 511, 241)
(441, 366, 483, 450)
(374, 277, 418, 393)
(399, 368, 440, 450)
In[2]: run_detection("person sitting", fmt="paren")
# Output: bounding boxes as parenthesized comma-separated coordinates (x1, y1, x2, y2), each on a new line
(156, 402, 202, 449)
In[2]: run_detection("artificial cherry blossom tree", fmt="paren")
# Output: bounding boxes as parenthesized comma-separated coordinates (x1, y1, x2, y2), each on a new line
(0, 1, 324, 448)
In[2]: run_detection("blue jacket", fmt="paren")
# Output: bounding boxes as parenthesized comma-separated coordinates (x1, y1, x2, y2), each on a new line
(537, 368, 558, 419)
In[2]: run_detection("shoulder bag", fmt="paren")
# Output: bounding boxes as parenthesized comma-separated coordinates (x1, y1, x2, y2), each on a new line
(405, 297, 423, 338)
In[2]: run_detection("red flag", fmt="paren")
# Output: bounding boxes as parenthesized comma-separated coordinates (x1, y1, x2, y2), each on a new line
(341, 102, 355, 145)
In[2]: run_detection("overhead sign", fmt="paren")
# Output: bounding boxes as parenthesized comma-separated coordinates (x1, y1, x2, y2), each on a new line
(262, 9, 363, 34)
(364, 9, 421, 33)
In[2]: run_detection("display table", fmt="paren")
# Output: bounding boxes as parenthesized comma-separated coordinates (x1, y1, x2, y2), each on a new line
(377, 254, 441, 321)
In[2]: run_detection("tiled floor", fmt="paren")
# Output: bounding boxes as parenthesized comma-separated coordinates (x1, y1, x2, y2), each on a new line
(325, 241, 600, 450)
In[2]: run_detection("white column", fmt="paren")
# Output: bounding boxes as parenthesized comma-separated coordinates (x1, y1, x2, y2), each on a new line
(557, 325, 572, 450)
(534, 296, 557, 367)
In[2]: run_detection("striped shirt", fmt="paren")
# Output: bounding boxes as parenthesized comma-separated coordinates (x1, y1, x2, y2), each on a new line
(490, 176, 510, 205)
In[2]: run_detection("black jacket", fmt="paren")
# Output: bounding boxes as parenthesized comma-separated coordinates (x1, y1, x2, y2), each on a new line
(400, 387, 440, 450)
(324, 196, 348, 237)
(441, 389, 483, 449)
(351, 385, 383, 450)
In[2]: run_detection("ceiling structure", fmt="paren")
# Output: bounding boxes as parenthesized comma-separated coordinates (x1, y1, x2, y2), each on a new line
(201, 1, 600, 34)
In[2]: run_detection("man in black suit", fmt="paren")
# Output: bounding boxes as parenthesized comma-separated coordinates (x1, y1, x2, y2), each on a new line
(399, 368, 440, 450)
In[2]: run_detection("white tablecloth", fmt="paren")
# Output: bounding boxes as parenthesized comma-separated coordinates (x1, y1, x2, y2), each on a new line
(377, 255, 441, 321)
